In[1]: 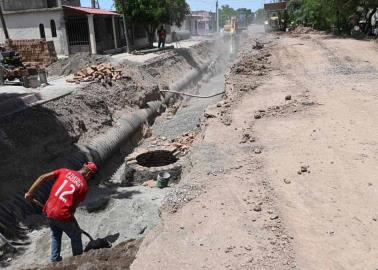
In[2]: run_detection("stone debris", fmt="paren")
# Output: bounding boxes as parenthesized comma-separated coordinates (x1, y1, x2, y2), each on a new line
(163, 184, 204, 213)
(225, 246, 236, 253)
(253, 205, 262, 212)
(147, 132, 198, 156)
(283, 178, 291, 184)
(240, 133, 251, 144)
(285, 95, 292, 101)
(66, 63, 125, 84)
(300, 165, 309, 173)
(204, 109, 217, 118)
(253, 41, 264, 50)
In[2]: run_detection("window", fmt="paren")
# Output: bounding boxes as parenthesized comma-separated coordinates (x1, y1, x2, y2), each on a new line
(50, 20, 57, 37)
(39, 24, 46, 39)
(47, 0, 58, 8)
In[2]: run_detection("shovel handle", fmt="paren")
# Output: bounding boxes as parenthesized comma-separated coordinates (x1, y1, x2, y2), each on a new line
(32, 198, 44, 208)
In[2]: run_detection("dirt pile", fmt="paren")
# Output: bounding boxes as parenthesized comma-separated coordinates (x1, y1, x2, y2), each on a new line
(47, 53, 108, 77)
(229, 51, 270, 76)
(25, 239, 141, 270)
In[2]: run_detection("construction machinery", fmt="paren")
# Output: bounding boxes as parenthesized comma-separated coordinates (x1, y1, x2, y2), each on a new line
(264, 1, 288, 32)
(223, 16, 238, 35)
(222, 15, 248, 55)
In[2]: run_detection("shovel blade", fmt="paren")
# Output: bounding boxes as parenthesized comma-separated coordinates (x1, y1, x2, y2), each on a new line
(84, 238, 112, 252)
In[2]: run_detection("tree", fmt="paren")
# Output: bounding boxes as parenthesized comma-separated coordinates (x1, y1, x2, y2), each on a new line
(219, 5, 237, 26)
(114, 0, 190, 47)
(286, 0, 378, 33)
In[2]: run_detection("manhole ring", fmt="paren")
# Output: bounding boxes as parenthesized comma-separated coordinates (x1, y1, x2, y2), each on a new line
(124, 147, 182, 185)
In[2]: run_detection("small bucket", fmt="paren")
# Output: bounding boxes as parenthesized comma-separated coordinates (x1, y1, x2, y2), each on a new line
(24, 75, 39, 88)
(39, 70, 48, 85)
(157, 172, 170, 189)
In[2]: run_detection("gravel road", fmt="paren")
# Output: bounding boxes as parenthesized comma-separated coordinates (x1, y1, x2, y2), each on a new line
(132, 26, 378, 269)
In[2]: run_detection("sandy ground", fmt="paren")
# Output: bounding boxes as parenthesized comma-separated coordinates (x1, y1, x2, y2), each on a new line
(132, 27, 378, 269)
(256, 33, 378, 269)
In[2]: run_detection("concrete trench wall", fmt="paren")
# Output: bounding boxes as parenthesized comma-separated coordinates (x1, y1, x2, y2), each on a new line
(0, 58, 214, 255)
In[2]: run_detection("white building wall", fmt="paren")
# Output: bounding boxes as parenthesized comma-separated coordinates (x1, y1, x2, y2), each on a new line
(0, 10, 69, 56)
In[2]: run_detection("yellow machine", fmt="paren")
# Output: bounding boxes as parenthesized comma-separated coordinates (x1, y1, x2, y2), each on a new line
(222, 17, 240, 55)
(223, 17, 238, 35)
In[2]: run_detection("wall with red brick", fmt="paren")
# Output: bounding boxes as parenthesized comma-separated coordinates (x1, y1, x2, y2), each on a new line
(5, 39, 58, 66)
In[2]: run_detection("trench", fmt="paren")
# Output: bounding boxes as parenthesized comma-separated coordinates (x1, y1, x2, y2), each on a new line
(2, 38, 240, 269)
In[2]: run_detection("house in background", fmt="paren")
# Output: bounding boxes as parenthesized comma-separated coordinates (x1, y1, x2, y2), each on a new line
(182, 11, 216, 36)
(0, 0, 126, 56)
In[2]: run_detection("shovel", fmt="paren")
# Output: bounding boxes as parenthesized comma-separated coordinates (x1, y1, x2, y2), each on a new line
(31, 199, 112, 252)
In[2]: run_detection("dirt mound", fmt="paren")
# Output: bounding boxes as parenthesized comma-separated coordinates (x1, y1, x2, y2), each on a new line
(292, 26, 316, 34)
(229, 51, 270, 76)
(47, 53, 109, 77)
(25, 239, 141, 270)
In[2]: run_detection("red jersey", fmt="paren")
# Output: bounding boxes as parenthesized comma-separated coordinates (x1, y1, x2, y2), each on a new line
(158, 29, 166, 39)
(43, 168, 88, 221)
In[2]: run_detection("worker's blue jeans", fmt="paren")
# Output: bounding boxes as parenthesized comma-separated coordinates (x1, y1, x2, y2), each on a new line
(158, 39, 165, 48)
(48, 218, 83, 262)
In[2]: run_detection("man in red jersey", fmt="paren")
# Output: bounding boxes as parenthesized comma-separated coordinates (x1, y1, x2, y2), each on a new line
(157, 26, 166, 48)
(25, 162, 97, 262)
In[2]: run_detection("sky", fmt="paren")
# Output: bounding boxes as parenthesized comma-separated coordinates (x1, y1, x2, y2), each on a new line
(81, 0, 264, 12)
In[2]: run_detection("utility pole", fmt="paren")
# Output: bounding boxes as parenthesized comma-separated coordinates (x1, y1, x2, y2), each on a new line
(91, 0, 96, 8)
(120, 0, 130, 53)
(216, 0, 219, 33)
(0, 3, 9, 40)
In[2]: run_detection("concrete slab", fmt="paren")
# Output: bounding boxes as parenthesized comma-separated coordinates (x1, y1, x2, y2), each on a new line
(0, 77, 86, 117)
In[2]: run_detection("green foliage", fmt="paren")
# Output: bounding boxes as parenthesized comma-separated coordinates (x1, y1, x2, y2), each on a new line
(287, 0, 378, 32)
(219, 5, 237, 26)
(218, 5, 253, 26)
(114, 0, 190, 45)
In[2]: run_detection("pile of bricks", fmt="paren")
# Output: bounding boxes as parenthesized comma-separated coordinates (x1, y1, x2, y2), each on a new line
(66, 63, 124, 84)
(4, 39, 58, 66)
